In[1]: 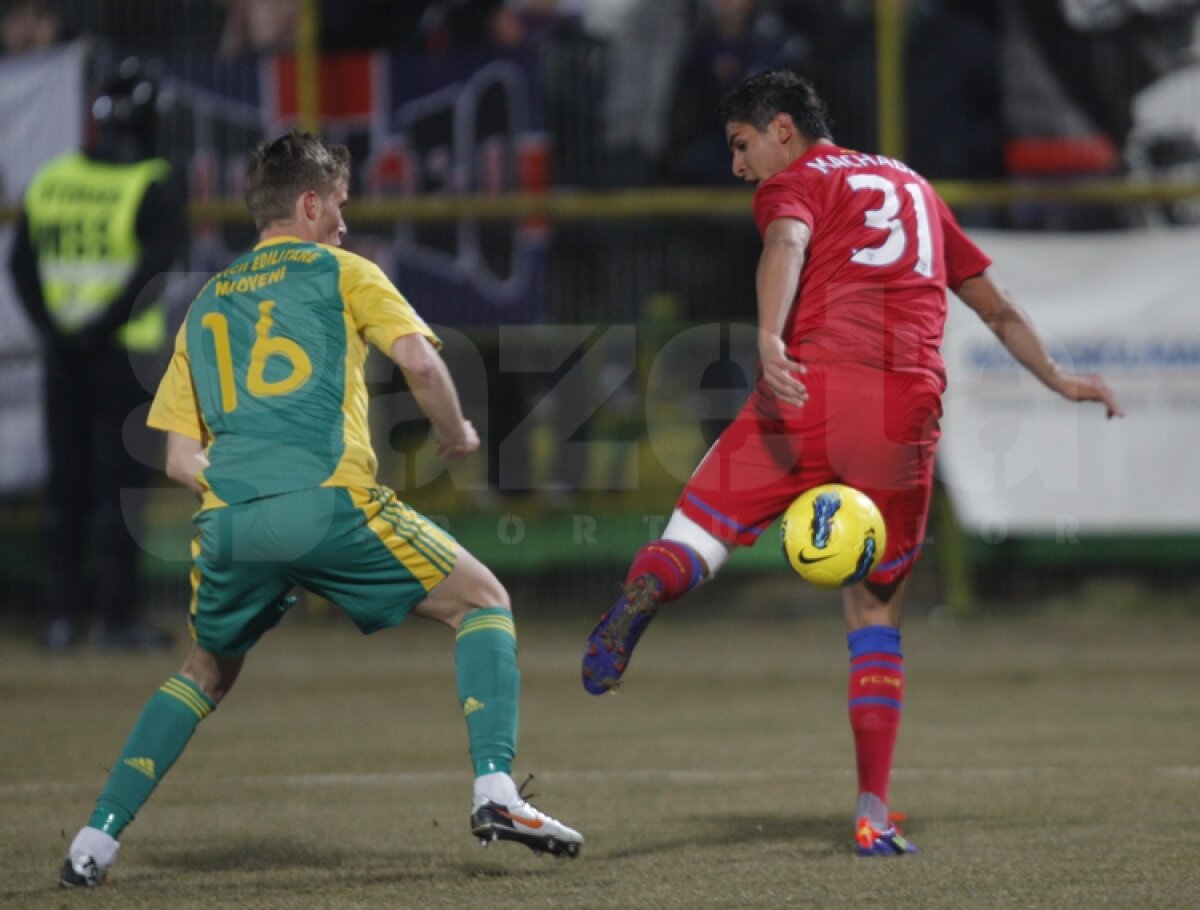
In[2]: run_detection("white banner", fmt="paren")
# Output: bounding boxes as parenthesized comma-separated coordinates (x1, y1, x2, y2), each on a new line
(939, 226, 1200, 535)
(0, 42, 85, 492)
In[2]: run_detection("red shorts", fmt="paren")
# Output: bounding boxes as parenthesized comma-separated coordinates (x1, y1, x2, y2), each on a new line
(677, 363, 943, 585)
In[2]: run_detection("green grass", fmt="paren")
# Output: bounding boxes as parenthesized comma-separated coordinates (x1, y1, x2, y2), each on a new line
(2, 593, 1198, 909)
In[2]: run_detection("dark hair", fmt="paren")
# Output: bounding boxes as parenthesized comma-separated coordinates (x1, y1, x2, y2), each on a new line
(245, 130, 351, 231)
(717, 69, 832, 141)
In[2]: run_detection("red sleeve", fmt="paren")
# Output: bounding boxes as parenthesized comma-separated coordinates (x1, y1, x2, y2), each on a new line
(937, 195, 992, 291)
(753, 173, 815, 237)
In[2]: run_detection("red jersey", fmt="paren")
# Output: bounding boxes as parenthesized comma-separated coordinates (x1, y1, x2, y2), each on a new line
(753, 143, 991, 386)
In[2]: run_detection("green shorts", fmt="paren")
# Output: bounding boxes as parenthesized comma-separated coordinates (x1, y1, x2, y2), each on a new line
(189, 485, 459, 657)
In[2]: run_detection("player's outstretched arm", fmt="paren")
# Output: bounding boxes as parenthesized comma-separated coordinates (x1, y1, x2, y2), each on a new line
(389, 332, 480, 461)
(956, 270, 1125, 419)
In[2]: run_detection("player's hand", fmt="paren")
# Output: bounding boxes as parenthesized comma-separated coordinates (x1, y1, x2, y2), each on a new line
(435, 420, 480, 461)
(1058, 372, 1125, 419)
(759, 335, 808, 408)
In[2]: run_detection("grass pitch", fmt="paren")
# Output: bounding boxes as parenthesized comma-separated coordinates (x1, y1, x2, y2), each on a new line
(2, 586, 1198, 909)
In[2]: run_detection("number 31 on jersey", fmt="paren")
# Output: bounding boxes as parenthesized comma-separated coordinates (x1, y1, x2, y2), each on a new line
(848, 174, 934, 278)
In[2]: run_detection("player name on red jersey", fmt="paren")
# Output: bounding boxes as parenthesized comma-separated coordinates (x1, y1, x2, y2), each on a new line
(805, 152, 918, 178)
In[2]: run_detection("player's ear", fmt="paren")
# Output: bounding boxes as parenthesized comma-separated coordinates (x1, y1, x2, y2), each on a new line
(771, 112, 792, 144)
(300, 190, 318, 221)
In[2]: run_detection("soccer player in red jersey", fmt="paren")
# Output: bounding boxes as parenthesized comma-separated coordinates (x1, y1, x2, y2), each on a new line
(582, 69, 1124, 855)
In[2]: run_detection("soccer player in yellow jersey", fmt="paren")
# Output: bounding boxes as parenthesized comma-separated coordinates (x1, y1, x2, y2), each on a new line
(58, 131, 582, 888)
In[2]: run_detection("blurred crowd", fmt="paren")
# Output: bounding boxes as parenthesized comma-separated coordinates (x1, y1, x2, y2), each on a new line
(4, 0, 1198, 189)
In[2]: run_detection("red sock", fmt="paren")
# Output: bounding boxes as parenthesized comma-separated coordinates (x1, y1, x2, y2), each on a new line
(624, 540, 703, 604)
(847, 626, 904, 806)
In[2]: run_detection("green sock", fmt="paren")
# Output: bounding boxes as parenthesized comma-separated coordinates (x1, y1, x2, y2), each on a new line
(455, 607, 519, 777)
(88, 674, 216, 838)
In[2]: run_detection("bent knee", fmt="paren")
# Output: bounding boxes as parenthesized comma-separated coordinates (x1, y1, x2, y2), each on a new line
(448, 548, 509, 609)
(419, 552, 511, 628)
(179, 647, 242, 703)
(466, 570, 510, 611)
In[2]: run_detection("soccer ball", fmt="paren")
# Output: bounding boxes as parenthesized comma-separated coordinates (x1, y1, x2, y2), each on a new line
(780, 484, 887, 588)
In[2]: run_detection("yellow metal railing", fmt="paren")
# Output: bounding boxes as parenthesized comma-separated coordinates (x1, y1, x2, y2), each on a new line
(152, 180, 1180, 226)
(183, 180, 1200, 225)
(296, 0, 321, 133)
(1, 181, 1197, 228)
(4, 180, 1199, 227)
(875, 0, 906, 161)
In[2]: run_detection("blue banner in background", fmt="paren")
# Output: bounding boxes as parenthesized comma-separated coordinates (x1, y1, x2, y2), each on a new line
(378, 51, 549, 326)
(162, 47, 549, 326)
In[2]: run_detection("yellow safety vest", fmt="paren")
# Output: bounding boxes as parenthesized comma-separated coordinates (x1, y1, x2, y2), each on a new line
(23, 152, 171, 351)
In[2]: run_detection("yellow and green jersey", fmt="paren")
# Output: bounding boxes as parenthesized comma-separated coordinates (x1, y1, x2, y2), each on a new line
(149, 237, 439, 509)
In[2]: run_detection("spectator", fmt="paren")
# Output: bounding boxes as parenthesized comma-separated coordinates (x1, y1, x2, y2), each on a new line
(788, 0, 1003, 181)
(216, 0, 299, 57)
(487, 0, 581, 48)
(420, 0, 502, 52)
(321, 0, 433, 51)
(905, 0, 1003, 181)
(668, 0, 811, 184)
(8, 57, 186, 651)
(1050, 0, 1198, 161)
(47, 1, 223, 55)
(0, 0, 62, 55)
(589, 0, 694, 186)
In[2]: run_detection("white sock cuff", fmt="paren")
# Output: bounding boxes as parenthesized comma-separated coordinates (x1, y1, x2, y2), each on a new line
(854, 793, 889, 830)
(473, 771, 519, 806)
(70, 826, 120, 868)
(663, 510, 730, 577)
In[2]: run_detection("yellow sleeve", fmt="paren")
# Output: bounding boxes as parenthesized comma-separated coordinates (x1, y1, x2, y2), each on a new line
(336, 250, 441, 353)
(147, 323, 205, 440)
